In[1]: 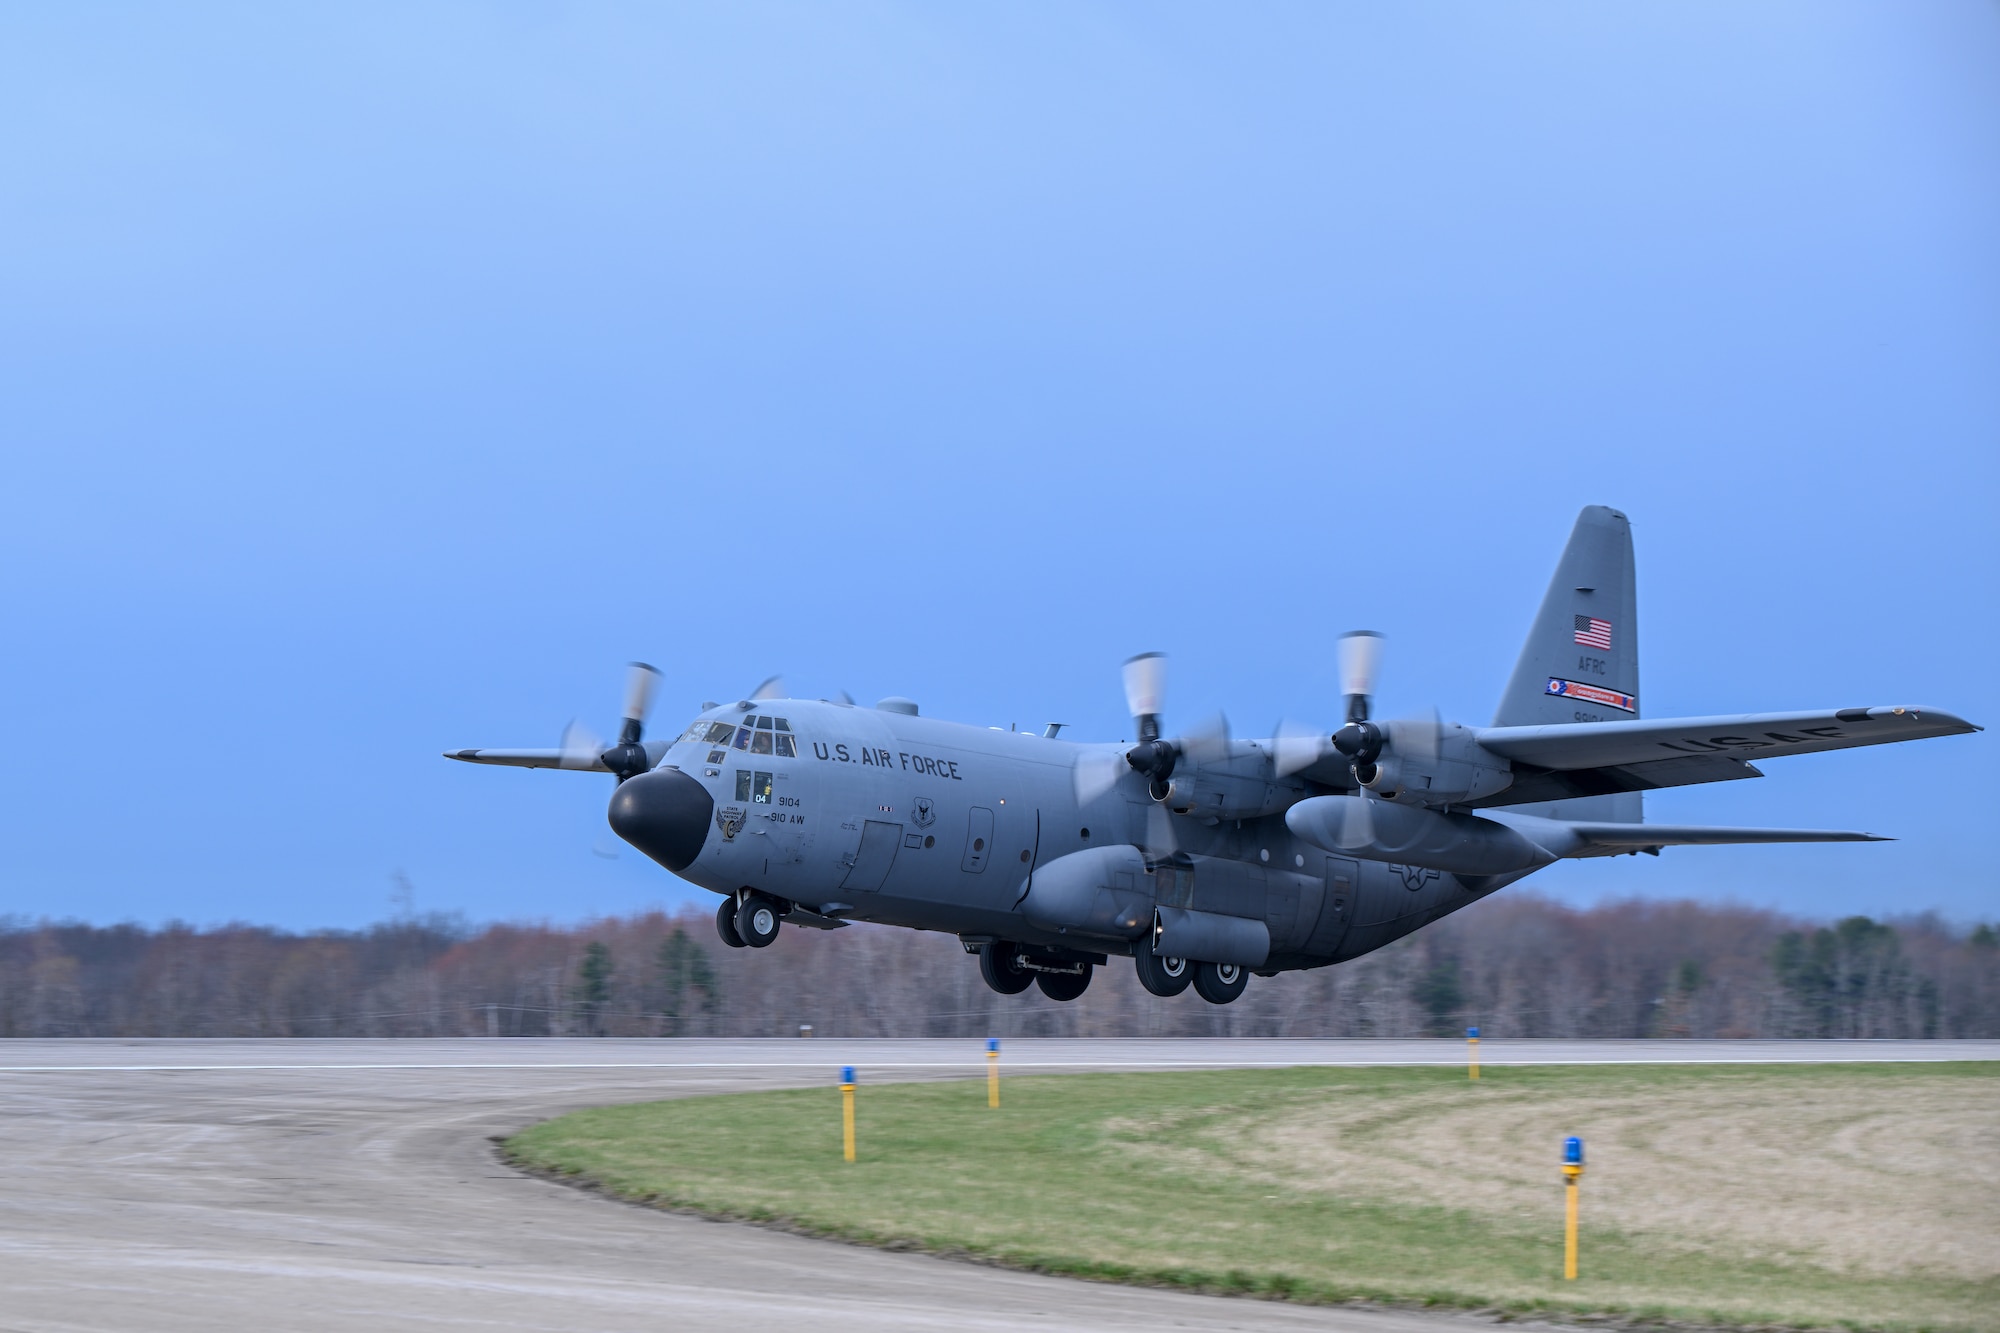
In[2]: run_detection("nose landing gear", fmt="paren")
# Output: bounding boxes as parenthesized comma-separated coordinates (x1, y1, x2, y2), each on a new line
(717, 892, 786, 949)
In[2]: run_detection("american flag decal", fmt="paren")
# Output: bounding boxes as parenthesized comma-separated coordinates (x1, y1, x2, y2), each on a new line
(1573, 615, 1613, 650)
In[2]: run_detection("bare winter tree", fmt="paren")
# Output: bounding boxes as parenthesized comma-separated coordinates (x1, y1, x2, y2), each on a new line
(0, 897, 1992, 1039)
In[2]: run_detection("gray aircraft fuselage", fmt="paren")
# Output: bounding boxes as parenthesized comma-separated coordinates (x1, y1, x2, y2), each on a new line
(622, 699, 1474, 972)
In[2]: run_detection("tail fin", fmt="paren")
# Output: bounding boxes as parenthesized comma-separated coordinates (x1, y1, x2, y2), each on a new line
(1493, 505, 1641, 821)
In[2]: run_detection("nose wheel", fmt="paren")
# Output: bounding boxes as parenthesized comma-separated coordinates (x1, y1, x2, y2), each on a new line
(714, 898, 746, 949)
(734, 894, 784, 948)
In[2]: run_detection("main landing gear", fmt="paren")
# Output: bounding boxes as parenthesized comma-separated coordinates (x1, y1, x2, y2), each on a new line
(716, 893, 786, 949)
(1192, 960, 1248, 1005)
(1133, 945, 1192, 997)
(1135, 944, 1247, 1004)
(974, 939, 1241, 1004)
(977, 941, 1094, 1001)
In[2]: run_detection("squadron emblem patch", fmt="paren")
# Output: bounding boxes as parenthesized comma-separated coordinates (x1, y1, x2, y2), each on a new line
(911, 797, 936, 828)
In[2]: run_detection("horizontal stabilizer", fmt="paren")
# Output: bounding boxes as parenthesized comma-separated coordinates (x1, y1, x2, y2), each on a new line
(443, 748, 609, 772)
(1477, 706, 1978, 771)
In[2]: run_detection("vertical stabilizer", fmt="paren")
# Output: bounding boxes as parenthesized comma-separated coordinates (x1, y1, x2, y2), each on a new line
(1494, 505, 1641, 821)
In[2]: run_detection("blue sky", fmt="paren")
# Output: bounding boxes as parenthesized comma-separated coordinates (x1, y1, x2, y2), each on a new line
(2, 3, 1994, 930)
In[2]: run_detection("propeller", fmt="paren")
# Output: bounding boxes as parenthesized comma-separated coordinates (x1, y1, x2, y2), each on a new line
(564, 662, 663, 782)
(1072, 747, 1129, 803)
(749, 675, 785, 702)
(1123, 653, 1166, 742)
(1272, 717, 1332, 776)
(1119, 652, 1187, 797)
(1331, 631, 1388, 782)
(1073, 652, 1181, 803)
(1339, 789, 1376, 849)
(1329, 632, 1445, 793)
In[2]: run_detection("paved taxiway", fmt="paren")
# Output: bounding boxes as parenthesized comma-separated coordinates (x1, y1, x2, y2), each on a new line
(5, 1038, 1994, 1332)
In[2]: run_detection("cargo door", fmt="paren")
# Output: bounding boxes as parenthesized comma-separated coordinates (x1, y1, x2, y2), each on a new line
(839, 820, 903, 892)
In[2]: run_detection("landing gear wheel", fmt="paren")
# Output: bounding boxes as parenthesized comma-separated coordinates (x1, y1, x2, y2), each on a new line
(1193, 960, 1248, 1005)
(715, 898, 746, 949)
(1133, 946, 1192, 997)
(1036, 965, 1092, 1002)
(978, 941, 1034, 995)
(735, 895, 782, 948)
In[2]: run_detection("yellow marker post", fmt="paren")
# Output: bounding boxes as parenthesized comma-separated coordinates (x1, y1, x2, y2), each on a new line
(1561, 1136, 1585, 1280)
(986, 1038, 1000, 1108)
(1466, 1026, 1480, 1080)
(841, 1066, 856, 1163)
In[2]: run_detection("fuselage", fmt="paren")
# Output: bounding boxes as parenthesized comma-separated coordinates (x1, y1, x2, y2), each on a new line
(631, 697, 1514, 970)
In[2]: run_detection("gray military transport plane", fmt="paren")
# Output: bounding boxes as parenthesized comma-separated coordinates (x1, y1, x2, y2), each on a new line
(448, 506, 1979, 1006)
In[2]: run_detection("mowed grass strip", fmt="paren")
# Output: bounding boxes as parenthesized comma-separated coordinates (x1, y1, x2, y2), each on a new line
(504, 1062, 1999, 1331)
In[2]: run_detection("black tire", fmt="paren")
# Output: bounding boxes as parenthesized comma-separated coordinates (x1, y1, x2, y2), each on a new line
(1036, 965, 1092, 1002)
(715, 898, 746, 949)
(1133, 945, 1192, 997)
(1193, 960, 1249, 1005)
(978, 941, 1034, 995)
(735, 895, 782, 948)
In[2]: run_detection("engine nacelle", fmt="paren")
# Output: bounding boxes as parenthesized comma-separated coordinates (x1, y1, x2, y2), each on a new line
(1357, 727, 1514, 808)
(1153, 770, 1294, 821)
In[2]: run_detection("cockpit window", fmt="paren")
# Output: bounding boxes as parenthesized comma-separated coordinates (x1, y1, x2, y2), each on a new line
(731, 716, 796, 755)
(682, 720, 736, 745)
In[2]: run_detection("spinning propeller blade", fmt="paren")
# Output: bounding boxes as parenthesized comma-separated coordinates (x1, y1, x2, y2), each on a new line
(558, 720, 605, 770)
(1386, 706, 1442, 763)
(749, 675, 785, 702)
(1072, 748, 1128, 803)
(1339, 791, 1376, 848)
(1179, 711, 1231, 763)
(1144, 802, 1180, 859)
(1122, 652, 1166, 742)
(1273, 720, 1328, 775)
(1337, 630, 1384, 724)
(619, 662, 661, 745)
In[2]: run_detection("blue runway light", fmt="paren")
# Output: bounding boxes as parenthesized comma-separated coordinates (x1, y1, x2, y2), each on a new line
(1467, 1026, 1480, 1039)
(1564, 1135, 1584, 1166)
(987, 1038, 999, 1053)
(841, 1065, 855, 1085)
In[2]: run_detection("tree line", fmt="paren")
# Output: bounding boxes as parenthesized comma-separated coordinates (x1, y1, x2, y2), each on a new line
(2, 894, 1994, 1039)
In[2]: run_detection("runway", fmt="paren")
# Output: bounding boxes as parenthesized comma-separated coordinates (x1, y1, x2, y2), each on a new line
(4, 1038, 1993, 1332)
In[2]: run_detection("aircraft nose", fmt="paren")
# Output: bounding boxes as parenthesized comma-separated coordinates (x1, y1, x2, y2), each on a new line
(607, 767, 714, 872)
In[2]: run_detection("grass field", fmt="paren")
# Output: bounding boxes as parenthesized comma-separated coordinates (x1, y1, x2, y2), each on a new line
(504, 1062, 1999, 1331)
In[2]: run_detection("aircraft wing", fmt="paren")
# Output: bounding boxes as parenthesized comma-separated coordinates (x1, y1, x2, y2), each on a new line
(1479, 810, 1891, 859)
(1475, 706, 1978, 771)
(443, 748, 610, 772)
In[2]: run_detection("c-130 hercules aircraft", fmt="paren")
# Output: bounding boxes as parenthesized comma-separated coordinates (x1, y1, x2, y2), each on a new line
(448, 507, 1978, 1006)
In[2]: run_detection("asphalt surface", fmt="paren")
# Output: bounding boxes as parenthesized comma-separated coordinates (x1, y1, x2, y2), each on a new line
(5, 1038, 1994, 1332)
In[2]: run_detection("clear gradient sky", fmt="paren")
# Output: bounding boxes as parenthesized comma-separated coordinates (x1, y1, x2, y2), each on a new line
(3, 4, 1995, 930)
